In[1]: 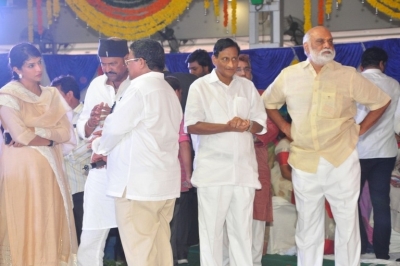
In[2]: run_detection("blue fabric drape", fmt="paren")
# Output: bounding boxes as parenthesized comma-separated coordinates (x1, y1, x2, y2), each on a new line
(165, 53, 192, 73)
(363, 38, 400, 83)
(293, 46, 307, 62)
(0, 53, 11, 89)
(334, 42, 364, 68)
(1, 38, 399, 91)
(43, 54, 99, 91)
(242, 47, 295, 89)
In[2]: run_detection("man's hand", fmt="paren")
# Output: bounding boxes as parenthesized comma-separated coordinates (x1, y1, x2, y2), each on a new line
(87, 103, 111, 128)
(87, 130, 102, 149)
(281, 122, 293, 141)
(91, 153, 107, 163)
(227, 117, 250, 132)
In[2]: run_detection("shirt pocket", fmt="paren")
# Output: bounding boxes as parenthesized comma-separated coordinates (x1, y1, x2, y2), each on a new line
(234, 96, 250, 119)
(318, 91, 342, 118)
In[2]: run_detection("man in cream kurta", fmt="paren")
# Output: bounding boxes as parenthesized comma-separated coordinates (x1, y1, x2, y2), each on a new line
(92, 39, 182, 266)
(263, 26, 390, 266)
(185, 38, 267, 266)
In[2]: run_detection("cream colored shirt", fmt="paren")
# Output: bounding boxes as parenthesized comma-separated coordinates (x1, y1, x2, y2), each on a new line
(263, 60, 390, 173)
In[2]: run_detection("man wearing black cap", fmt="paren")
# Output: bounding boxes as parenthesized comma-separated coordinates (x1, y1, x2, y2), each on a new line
(76, 37, 130, 265)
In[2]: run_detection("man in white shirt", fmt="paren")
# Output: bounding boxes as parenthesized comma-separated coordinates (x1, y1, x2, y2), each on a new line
(184, 38, 267, 266)
(51, 75, 91, 245)
(91, 39, 182, 266)
(355, 47, 400, 260)
(76, 38, 131, 265)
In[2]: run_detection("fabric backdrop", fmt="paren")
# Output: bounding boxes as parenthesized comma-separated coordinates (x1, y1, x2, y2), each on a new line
(0, 38, 399, 90)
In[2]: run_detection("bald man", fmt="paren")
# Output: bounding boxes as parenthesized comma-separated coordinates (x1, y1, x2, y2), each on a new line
(262, 26, 391, 266)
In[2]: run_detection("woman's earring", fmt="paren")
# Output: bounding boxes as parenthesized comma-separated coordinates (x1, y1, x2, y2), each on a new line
(18, 73, 22, 79)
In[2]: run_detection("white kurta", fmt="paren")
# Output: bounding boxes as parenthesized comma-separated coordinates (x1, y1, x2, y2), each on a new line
(76, 74, 130, 229)
(92, 72, 182, 201)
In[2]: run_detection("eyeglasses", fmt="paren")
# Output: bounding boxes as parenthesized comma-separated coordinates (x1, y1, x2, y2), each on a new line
(125, 58, 140, 65)
(236, 67, 251, 73)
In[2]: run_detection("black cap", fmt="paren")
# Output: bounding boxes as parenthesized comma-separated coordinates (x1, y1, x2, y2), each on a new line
(98, 39, 129, 57)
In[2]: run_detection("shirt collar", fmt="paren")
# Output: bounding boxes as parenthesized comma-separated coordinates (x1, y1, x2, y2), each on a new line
(362, 68, 383, 74)
(207, 69, 237, 85)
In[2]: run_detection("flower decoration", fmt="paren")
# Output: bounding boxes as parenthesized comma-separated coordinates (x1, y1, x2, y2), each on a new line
(65, 0, 192, 40)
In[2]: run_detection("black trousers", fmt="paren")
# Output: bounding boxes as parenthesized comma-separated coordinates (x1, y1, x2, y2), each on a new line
(72, 192, 84, 245)
(358, 157, 396, 259)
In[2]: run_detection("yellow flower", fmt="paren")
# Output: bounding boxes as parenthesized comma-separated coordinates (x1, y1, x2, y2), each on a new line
(304, 0, 312, 32)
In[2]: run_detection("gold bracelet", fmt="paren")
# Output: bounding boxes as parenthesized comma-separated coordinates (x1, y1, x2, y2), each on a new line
(86, 120, 96, 129)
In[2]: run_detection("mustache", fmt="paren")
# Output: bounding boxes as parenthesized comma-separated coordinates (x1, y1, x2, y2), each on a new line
(105, 71, 117, 75)
(320, 49, 334, 55)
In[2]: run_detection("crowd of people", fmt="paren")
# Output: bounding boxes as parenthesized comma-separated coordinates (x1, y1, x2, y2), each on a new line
(0, 25, 399, 266)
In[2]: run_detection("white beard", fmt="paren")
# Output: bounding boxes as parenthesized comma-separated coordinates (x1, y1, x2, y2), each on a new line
(309, 48, 336, 66)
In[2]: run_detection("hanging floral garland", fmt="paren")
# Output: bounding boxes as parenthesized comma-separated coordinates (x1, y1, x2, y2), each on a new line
(213, 0, 220, 19)
(304, 0, 312, 32)
(326, 0, 333, 17)
(53, 0, 60, 18)
(231, 0, 237, 35)
(223, 0, 228, 28)
(204, 0, 210, 10)
(28, 0, 34, 42)
(46, 0, 52, 26)
(317, 0, 324, 25)
(36, 0, 43, 35)
(65, 0, 192, 40)
(365, 0, 400, 19)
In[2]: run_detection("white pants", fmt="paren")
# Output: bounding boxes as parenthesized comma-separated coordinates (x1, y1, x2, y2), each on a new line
(197, 186, 255, 266)
(222, 219, 266, 266)
(252, 220, 266, 266)
(292, 149, 361, 266)
(77, 229, 110, 266)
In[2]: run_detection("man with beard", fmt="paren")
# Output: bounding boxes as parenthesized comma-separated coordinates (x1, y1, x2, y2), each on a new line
(76, 38, 130, 265)
(262, 26, 391, 266)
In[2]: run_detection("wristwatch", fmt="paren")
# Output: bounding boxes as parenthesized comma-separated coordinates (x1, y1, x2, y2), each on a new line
(48, 140, 54, 147)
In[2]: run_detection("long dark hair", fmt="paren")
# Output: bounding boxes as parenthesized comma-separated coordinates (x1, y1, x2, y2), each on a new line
(8, 43, 41, 80)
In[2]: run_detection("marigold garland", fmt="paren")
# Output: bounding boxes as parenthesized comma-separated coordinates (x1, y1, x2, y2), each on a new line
(317, 0, 324, 25)
(86, 0, 170, 21)
(223, 0, 228, 27)
(66, 0, 193, 40)
(366, 0, 400, 19)
(46, 0, 53, 26)
(28, 0, 34, 42)
(204, 0, 210, 10)
(213, 0, 220, 18)
(304, 0, 312, 32)
(326, 0, 333, 15)
(53, 0, 60, 19)
(231, 0, 237, 34)
(36, 0, 43, 35)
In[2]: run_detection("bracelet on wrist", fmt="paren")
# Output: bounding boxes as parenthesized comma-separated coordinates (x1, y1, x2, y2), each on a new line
(246, 120, 253, 132)
(48, 140, 54, 147)
(86, 120, 96, 129)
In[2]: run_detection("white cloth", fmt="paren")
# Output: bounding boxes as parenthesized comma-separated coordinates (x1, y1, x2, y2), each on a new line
(76, 74, 130, 141)
(292, 149, 361, 266)
(184, 70, 267, 188)
(77, 228, 110, 266)
(82, 168, 117, 229)
(76, 74, 129, 230)
(197, 186, 255, 266)
(64, 103, 91, 195)
(222, 217, 266, 266)
(251, 219, 266, 266)
(355, 68, 400, 159)
(92, 72, 182, 201)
